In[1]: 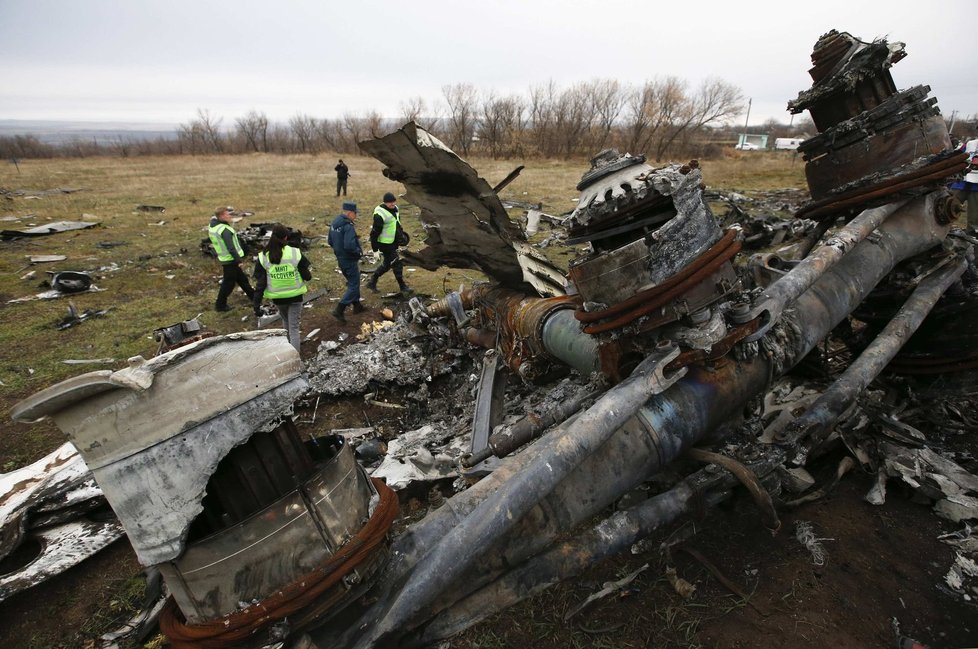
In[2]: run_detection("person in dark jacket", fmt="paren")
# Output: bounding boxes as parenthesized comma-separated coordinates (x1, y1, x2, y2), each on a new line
(335, 159, 350, 196)
(327, 201, 366, 322)
(367, 191, 412, 295)
(253, 224, 312, 352)
(208, 206, 255, 312)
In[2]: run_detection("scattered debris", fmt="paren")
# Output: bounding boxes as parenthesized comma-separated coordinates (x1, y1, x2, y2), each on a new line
(56, 302, 110, 330)
(28, 255, 67, 263)
(50, 270, 93, 293)
(665, 565, 697, 599)
(135, 205, 166, 213)
(1, 220, 99, 240)
(563, 563, 648, 621)
(794, 521, 831, 566)
(62, 358, 116, 365)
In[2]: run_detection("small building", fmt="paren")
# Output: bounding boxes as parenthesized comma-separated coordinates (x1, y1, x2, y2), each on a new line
(736, 133, 768, 150)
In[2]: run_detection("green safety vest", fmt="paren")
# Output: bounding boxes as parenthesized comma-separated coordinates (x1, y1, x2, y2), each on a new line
(374, 205, 399, 244)
(259, 246, 308, 300)
(208, 222, 244, 262)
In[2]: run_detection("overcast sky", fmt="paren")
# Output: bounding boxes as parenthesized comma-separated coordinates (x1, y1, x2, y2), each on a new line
(0, 0, 974, 128)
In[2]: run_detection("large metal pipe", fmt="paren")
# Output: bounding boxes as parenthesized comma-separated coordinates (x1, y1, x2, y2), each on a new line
(315, 193, 948, 648)
(411, 458, 781, 647)
(780, 253, 968, 450)
(745, 199, 908, 341)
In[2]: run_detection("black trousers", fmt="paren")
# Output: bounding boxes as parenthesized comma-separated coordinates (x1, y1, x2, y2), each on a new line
(336, 177, 348, 196)
(216, 262, 254, 306)
(371, 243, 405, 287)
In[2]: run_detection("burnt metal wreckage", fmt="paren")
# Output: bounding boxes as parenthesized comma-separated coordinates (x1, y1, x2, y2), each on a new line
(5, 28, 978, 648)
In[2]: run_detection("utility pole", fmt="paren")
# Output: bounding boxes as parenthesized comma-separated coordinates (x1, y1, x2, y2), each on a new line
(741, 98, 752, 147)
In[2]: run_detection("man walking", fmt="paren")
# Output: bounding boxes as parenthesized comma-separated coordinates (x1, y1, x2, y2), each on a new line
(327, 201, 366, 322)
(335, 159, 349, 197)
(367, 192, 412, 295)
(208, 206, 255, 312)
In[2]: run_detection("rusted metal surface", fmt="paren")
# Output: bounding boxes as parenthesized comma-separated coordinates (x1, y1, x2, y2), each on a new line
(567, 155, 722, 305)
(789, 30, 904, 130)
(790, 30, 961, 214)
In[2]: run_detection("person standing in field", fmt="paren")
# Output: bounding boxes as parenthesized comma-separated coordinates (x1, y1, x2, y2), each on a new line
(327, 201, 366, 322)
(366, 192, 412, 295)
(253, 224, 311, 352)
(951, 130, 978, 229)
(335, 159, 350, 196)
(208, 206, 255, 312)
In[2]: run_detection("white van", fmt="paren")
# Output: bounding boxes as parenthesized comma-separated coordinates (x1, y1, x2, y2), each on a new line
(774, 137, 804, 151)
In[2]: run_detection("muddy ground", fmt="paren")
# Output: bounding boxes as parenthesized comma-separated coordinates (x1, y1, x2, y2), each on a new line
(1, 292, 976, 649)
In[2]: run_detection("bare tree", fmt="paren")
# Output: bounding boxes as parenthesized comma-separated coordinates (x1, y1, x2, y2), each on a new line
(652, 77, 743, 160)
(364, 111, 386, 139)
(443, 83, 479, 156)
(342, 113, 367, 152)
(528, 81, 561, 156)
(178, 109, 226, 154)
(289, 114, 318, 153)
(235, 111, 269, 152)
(587, 79, 626, 151)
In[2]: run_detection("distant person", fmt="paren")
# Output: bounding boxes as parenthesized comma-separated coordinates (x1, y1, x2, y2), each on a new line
(335, 159, 350, 196)
(367, 192, 412, 295)
(951, 132, 978, 229)
(253, 224, 311, 352)
(208, 206, 255, 312)
(327, 201, 366, 322)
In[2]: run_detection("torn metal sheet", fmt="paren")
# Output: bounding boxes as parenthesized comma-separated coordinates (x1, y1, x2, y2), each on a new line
(1, 220, 99, 239)
(0, 517, 124, 603)
(877, 442, 978, 521)
(56, 303, 110, 330)
(28, 255, 67, 263)
(7, 285, 105, 304)
(0, 442, 97, 562)
(12, 331, 307, 566)
(359, 122, 564, 295)
(372, 424, 467, 490)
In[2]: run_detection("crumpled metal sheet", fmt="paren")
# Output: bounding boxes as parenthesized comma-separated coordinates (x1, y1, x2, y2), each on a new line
(359, 122, 564, 295)
(1, 220, 99, 239)
(12, 332, 308, 566)
(0, 442, 97, 562)
(372, 424, 468, 490)
(0, 518, 124, 603)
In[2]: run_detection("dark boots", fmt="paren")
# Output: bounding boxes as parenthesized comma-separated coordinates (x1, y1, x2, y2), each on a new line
(351, 301, 366, 314)
(331, 302, 347, 322)
(366, 272, 380, 293)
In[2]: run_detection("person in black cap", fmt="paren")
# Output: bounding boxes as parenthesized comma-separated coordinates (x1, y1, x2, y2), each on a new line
(334, 159, 349, 196)
(327, 201, 366, 322)
(367, 191, 412, 295)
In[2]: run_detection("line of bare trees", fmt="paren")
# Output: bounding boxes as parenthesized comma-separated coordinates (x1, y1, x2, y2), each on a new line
(1, 76, 836, 161)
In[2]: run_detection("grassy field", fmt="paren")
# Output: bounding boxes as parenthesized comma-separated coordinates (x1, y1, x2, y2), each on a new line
(0, 148, 806, 648)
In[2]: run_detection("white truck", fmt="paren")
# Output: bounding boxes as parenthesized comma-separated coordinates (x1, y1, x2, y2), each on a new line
(774, 137, 804, 151)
